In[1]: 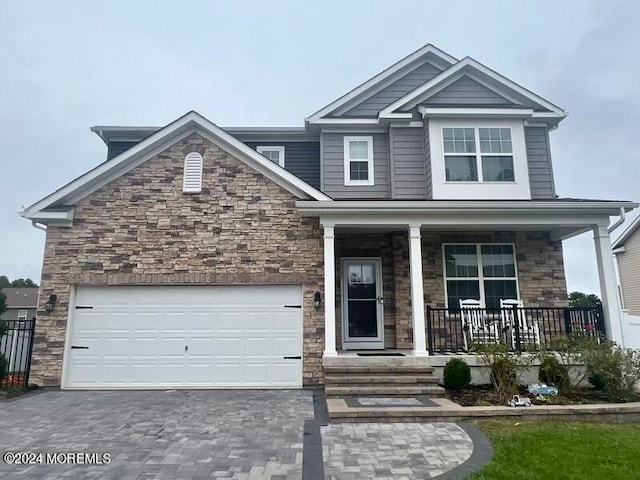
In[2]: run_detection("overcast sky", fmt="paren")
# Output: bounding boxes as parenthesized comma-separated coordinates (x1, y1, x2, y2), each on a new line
(1, 0, 638, 294)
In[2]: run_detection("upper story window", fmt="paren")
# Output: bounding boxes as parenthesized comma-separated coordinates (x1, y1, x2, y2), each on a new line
(182, 152, 203, 193)
(443, 127, 514, 182)
(17, 310, 28, 320)
(257, 146, 285, 167)
(344, 136, 374, 186)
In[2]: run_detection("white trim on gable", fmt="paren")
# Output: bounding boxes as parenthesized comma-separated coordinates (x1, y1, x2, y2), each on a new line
(613, 215, 640, 249)
(379, 57, 567, 120)
(21, 111, 331, 223)
(306, 44, 457, 123)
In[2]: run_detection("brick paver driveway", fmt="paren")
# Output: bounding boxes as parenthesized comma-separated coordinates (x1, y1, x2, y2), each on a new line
(0, 390, 313, 480)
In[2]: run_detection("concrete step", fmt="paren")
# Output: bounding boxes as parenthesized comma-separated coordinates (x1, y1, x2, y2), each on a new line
(324, 375, 439, 384)
(323, 365, 435, 374)
(325, 385, 446, 397)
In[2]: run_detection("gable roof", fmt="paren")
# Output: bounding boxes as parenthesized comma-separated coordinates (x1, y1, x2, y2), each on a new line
(379, 57, 566, 122)
(613, 214, 640, 249)
(21, 111, 331, 223)
(1, 288, 39, 308)
(306, 44, 457, 122)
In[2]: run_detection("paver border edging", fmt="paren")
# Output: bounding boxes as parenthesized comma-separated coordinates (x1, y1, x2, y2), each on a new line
(302, 389, 328, 480)
(434, 423, 494, 480)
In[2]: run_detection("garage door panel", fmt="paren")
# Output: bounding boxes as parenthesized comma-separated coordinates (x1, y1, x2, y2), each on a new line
(66, 285, 303, 389)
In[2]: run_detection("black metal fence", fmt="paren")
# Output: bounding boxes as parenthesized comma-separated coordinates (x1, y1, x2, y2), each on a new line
(0, 319, 36, 390)
(426, 305, 605, 353)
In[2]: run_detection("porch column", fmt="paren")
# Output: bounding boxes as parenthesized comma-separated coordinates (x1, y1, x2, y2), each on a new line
(408, 224, 428, 356)
(323, 224, 337, 356)
(592, 225, 624, 344)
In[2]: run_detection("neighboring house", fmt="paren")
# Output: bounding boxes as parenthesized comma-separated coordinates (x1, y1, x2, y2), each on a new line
(20, 44, 637, 390)
(0, 288, 38, 322)
(612, 215, 640, 348)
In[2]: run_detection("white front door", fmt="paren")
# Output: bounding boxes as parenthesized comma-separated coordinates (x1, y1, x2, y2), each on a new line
(342, 258, 384, 349)
(64, 285, 303, 389)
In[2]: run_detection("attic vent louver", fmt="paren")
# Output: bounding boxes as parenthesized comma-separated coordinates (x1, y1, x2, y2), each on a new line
(182, 152, 203, 193)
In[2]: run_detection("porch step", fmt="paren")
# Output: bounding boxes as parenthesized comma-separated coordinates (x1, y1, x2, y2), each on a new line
(325, 374, 439, 384)
(325, 385, 445, 397)
(324, 365, 435, 374)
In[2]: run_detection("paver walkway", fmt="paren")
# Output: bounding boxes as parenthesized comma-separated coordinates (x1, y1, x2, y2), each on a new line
(321, 422, 474, 479)
(0, 390, 485, 479)
(0, 390, 313, 480)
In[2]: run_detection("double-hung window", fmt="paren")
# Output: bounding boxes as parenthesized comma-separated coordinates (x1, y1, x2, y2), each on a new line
(344, 136, 374, 186)
(443, 127, 514, 182)
(257, 146, 285, 167)
(443, 244, 519, 309)
(17, 310, 28, 320)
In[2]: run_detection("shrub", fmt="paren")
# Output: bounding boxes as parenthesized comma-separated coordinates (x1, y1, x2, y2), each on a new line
(475, 343, 531, 403)
(539, 355, 570, 393)
(443, 358, 471, 390)
(588, 372, 607, 390)
(580, 340, 637, 393)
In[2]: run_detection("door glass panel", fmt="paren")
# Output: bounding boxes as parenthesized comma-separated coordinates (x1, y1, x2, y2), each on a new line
(348, 301, 378, 337)
(346, 262, 379, 339)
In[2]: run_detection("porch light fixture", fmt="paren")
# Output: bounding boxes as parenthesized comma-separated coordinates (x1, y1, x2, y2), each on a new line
(314, 292, 322, 310)
(44, 294, 58, 314)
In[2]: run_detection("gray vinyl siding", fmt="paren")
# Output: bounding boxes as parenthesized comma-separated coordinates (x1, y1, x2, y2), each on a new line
(322, 133, 390, 199)
(422, 76, 517, 107)
(342, 63, 442, 117)
(107, 141, 138, 160)
(524, 127, 556, 199)
(617, 231, 640, 316)
(390, 127, 426, 199)
(423, 119, 433, 199)
(245, 142, 320, 189)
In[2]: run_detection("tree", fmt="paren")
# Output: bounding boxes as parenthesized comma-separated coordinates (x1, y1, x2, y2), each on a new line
(10, 278, 38, 288)
(568, 291, 602, 308)
(0, 290, 6, 316)
(0, 276, 9, 289)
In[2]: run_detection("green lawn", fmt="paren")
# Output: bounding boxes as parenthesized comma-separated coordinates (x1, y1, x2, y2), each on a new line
(468, 420, 640, 480)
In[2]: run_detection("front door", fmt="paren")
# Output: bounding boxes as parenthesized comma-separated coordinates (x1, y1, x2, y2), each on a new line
(342, 258, 384, 349)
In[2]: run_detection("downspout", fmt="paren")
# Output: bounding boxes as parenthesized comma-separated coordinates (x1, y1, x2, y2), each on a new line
(31, 220, 47, 232)
(608, 207, 626, 233)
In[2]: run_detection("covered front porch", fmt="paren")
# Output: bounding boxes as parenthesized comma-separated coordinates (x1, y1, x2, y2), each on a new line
(296, 199, 635, 359)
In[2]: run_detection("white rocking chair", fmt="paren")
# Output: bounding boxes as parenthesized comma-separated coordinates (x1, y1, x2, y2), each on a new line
(460, 299, 499, 350)
(500, 299, 541, 350)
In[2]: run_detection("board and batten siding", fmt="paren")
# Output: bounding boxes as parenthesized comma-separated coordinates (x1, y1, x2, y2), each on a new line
(420, 76, 517, 107)
(342, 63, 442, 117)
(524, 127, 556, 199)
(618, 230, 640, 316)
(390, 127, 427, 199)
(321, 133, 390, 199)
(245, 142, 320, 189)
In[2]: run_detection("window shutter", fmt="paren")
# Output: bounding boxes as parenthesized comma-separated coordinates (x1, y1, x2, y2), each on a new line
(182, 152, 203, 193)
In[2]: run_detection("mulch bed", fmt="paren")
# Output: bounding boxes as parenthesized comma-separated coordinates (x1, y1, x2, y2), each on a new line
(446, 384, 640, 406)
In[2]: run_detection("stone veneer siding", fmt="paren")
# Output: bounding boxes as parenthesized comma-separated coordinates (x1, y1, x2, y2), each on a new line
(335, 230, 568, 350)
(33, 133, 325, 387)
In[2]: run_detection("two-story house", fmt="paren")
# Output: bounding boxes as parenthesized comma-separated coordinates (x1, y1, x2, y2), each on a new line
(21, 44, 636, 391)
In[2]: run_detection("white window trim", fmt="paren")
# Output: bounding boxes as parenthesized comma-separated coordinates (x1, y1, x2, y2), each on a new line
(17, 309, 28, 320)
(442, 127, 516, 184)
(182, 152, 203, 193)
(257, 146, 285, 167)
(343, 136, 374, 186)
(428, 118, 531, 200)
(442, 243, 520, 309)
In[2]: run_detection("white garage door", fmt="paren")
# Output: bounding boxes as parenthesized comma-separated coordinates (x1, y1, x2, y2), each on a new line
(64, 285, 303, 389)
